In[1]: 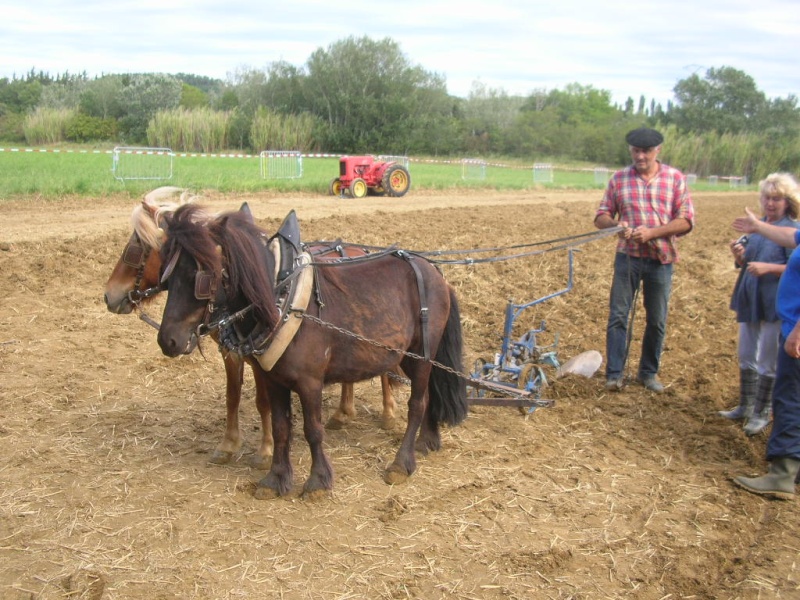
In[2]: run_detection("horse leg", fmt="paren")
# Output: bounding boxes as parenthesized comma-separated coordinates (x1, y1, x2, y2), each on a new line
(415, 400, 441, 454)
(298, 386, 334, 499)
(255, 383, 293, 499)
(325, 383, 356, 430)
(384, 369, 429, 485)
(248, 364, 273, 470)
(209, 354, 244, 465)
(379, 373, 397, 430)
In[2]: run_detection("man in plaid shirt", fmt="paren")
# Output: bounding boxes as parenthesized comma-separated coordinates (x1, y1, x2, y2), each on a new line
(594, 127, 695, 393)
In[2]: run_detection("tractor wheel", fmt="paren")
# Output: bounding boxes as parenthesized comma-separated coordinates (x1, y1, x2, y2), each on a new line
(349, 178, 368, 198)
(329, 178, 344, 196)
(382, 165, 411, 197)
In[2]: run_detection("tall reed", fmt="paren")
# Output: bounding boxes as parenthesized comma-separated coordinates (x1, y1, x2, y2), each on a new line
(147, 107, 230, 153)
(250, 108, 319, 152)
(660, 124, 798, 182)
(23, 108, 75, 145)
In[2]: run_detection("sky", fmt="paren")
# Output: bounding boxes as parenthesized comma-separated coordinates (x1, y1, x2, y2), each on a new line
(2, 0, 798, 107)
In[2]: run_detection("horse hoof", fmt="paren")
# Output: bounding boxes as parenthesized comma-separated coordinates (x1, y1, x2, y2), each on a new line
(208, 450, 233, 465)
(253, 486, 281, 500)
(325, 416, 347, 430)
(383, 465, 409, 485)
(380, 416, 396, 430)
(302, 488, 332, 502)
(415, 437, 441, 455)
(248, 454, 271, 470)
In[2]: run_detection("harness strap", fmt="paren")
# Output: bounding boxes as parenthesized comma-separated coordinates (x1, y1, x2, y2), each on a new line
(396, 251, 431, 360)
(255, 253, 314, 370)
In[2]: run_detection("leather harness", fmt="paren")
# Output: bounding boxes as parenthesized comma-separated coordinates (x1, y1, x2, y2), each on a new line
(210, 210, 434, 364)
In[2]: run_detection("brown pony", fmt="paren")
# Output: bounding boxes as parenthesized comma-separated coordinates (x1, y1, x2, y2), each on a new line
(156, 205, 468, 498)
(103, 188, 397, 470)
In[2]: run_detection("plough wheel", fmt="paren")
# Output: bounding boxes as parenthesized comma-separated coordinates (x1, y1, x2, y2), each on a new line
(517, 362, 546, 415)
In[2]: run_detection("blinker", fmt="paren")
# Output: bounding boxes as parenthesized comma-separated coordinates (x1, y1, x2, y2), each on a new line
(122, 242, 145, 267)
(160, 245, 217, 300)
(194, 271, 217, 300)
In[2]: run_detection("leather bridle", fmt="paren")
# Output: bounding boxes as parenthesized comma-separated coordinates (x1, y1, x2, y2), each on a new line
(122, 232, 162, 306)
(159, 245, 221, 339)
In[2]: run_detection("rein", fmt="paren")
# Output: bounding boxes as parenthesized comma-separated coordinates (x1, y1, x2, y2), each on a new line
(420, 228, 622, 265)
(297, 228, 622, 269)
(304, 245, 399, 268)
(191, 226, 623, 341)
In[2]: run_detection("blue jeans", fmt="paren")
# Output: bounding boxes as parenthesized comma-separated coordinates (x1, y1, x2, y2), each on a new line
(767, 336, 800, 460)
(606, 253, 673, 380)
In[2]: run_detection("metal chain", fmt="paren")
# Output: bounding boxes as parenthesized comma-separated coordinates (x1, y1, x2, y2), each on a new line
(296, 311, 542, 403)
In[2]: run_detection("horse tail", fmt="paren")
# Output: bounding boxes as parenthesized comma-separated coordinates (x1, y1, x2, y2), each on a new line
(427, 286, 469, 426)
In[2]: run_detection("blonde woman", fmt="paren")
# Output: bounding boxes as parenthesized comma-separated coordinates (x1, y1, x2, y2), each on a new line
(722, 174, 800, 438)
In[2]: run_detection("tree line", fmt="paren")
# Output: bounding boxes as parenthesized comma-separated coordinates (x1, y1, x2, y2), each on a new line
(1, 36, 798, 180)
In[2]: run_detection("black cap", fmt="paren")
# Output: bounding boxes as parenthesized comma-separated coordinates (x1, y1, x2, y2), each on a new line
(625, 127, 664, 148)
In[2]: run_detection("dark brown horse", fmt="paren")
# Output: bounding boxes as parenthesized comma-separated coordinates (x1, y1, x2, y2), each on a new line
(156, 204, 468, 498)
(103, 188, 397, 470)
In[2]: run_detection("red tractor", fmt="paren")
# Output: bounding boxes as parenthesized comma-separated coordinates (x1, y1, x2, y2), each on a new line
(329, 155, 411, 198)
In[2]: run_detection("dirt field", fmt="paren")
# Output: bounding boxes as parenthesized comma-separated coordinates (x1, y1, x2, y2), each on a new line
(1, 188, 798, 599)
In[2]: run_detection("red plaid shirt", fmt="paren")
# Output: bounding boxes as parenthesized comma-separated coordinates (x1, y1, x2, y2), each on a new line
(596, 162, 695, 263)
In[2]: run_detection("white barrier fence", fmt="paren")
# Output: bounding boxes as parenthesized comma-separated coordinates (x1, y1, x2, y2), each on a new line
(532, 163, 554, 183)
(377, 155, 410, 169)
(259, 150, 303, 179)
(728, 176, 747, 188)
(6, 146, 753, 188)
(462, 158, 487, 181)
(112, 146, 174, 181)
(593, 167, 610, 184)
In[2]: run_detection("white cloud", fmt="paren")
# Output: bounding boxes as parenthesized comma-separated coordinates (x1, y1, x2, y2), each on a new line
(1, 0, 797, 106)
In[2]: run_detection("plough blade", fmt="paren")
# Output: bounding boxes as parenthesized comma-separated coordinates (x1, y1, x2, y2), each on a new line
(467, 396, 555, 408)
(466, 377, 555, 408)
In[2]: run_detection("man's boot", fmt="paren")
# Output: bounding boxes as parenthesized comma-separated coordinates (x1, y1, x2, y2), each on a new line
(719, 368, 757, 420)
(734, 457, 800, 499)
(744, 375, 774, 435)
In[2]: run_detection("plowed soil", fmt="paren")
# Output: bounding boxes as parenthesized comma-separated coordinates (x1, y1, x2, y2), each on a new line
(1, 188, 798, 599)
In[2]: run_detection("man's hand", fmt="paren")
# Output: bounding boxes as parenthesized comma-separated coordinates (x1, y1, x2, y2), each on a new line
(629, 226, 654, 244)
(786, 325, 800, 359)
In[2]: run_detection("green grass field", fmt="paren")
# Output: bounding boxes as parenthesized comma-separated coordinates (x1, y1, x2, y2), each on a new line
(0, 147, 752, 199)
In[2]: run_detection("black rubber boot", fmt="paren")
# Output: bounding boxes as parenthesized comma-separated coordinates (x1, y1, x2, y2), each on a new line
(734, 457, 800, 500)
(719, 368, 757, 420)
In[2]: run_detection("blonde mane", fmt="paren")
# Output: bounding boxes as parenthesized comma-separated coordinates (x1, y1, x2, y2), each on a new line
(130, 187, 202, 250)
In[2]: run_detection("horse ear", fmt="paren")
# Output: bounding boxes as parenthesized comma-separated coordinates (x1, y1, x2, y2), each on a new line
(142, 198, 159, 218)
(239, 202, 254, 223)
